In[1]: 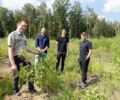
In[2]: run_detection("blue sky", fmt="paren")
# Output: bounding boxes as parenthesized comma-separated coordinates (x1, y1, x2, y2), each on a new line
(81, 0, 120, 22)
(0, 0, 120, 22)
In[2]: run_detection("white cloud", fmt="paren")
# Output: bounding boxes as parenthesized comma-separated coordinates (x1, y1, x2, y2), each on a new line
(0, 0, 95, 10)
(79, 0, 95, 3)
(103, 0, 120, 13)
(45, 0, 55, 9)
(1, 0, 41, 10)
(70, 0, 95, 4)
(98, 15, 105, 20)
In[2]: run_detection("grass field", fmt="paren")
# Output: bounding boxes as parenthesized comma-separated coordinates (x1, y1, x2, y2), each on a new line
(0, 37, 120, 100)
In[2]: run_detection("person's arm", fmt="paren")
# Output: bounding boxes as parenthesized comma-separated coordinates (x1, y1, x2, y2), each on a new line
(77, 42, 80, 61)
(26, 47, 39, 55)
(35, 36, 41, 52)
(24, 36, 38, 54)
(8, 47, 17, 71)
(56, 37, 59, 55)
(86, 42, 93, 60)
(41, 47, 47, 52)
(86, 49, 92, 60)
(66, 37, 69, 55)
(55, 41, 58, 55)
(36, 47, 41, 52)
(43, 37, 50, 52)
(8, 34, 17, 71)
(66, 43, 69, 55)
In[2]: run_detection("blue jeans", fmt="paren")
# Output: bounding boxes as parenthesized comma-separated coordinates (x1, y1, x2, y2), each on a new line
(35, 53, 47, 65)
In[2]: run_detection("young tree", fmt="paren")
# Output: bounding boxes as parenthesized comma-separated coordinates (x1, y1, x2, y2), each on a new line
(83, 8, 97, 36)
(69, 1, 83, 38)
(53, 0, 70, 36)
(36, 3, 47, 31)
(22, 3, 36, 38)
(0, 7, 15, 35)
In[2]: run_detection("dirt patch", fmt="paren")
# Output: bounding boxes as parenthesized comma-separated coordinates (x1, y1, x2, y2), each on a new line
(4, 85, 49, 100)
(0, 60, 49, 100)
(0, 63, 11, 78)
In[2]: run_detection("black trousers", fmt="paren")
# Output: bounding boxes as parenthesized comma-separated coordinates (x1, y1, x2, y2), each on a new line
(12, 56, 34, 92)
(79, 59, 90, 84)
(56, 52, 66, 72)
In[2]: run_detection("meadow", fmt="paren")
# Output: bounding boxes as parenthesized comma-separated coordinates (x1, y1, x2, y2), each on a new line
(0, 36, 120, 100)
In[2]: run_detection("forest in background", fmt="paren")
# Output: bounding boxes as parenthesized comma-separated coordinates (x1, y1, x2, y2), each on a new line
(0, 0, 120, 38)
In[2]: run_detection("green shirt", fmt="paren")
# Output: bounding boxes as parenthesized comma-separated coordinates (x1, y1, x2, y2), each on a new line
(8, 31, 27, 56)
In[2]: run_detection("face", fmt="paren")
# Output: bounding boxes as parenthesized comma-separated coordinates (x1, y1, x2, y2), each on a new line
(81, 34, 87, 40)
(62, 29, 66, 36)
(17, 21, 27, 33)
(41, 28, 46, 35)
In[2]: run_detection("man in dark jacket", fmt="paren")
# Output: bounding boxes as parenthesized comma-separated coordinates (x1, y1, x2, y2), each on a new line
(77, 32, 92, 88)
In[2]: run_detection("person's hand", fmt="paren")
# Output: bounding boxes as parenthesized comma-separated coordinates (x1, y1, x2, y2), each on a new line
(77, 57, 79, 62)
(37, 48, 42, 52)
(41, 49, 45, 52)
(34, 52, 39, 55)
(86, 56, 89, 60)
(66, 52, 68, 56)
(32, 50, 39, 55)
(34, 50, 39, 55)
(11, 64, 17, 71)
(55, 52, 57, 55)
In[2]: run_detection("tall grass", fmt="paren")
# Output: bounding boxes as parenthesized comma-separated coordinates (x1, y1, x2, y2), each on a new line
(0, 76, 12, 100)
(0, 38, 8, 61)
(0, 36, 120, 100)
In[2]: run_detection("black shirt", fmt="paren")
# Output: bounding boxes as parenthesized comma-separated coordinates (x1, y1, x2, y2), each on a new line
(57, 36, 69, 52)
(79, 40, 92, 60)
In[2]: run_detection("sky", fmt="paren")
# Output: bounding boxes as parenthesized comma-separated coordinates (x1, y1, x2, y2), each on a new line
(0, 0, 120, 22)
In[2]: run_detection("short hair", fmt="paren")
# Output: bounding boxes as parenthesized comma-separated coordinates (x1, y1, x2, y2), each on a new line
(81, 32, 88, 36)
(40, 27, 47, 33)
(62, 29, 67, 32)
(17, 19, 27, 26)
(41, 27, 46, 30)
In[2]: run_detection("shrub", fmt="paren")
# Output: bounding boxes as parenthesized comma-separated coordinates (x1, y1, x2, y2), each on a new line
(35, 58, 62, 93)
(0, 77, 12, 100)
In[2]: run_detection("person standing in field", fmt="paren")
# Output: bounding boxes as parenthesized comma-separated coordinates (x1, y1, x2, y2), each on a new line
(8, 20, 38, 96)
(56, 29, 69, 72)
(77, 32, 92, 88)
(35, 27, 49, 65)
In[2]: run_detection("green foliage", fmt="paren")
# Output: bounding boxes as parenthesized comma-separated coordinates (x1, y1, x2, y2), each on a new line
(1, 37, 120, 99)
(53, 88, 77, 100)
(0, 38, 8, 58)
(1, 0, 119, 38)
(81, 90, 106, 100)
(53, 0, 70, 35)
(19, 65, 35, 88)
(110, 37, 120, 65)
(35, 59, 62, 93)
(0, 77, 12, 100)
(18, 47, 62, 93)
(0, 51, 2, 61)
(69, 1, 83, 38)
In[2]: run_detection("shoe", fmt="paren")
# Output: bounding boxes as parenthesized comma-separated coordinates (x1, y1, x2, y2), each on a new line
(79, 82, 86, 89)
(14, 91, 21, 96)
(29, 88, 37, 94)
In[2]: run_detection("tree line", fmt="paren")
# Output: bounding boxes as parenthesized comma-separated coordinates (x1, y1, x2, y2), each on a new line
(0, 0, 120, 38)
